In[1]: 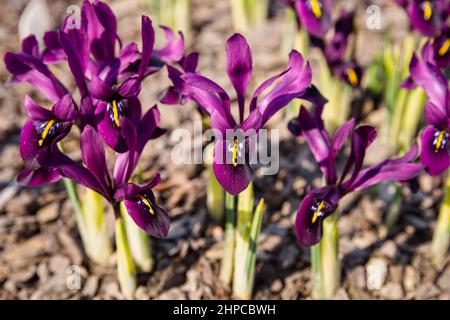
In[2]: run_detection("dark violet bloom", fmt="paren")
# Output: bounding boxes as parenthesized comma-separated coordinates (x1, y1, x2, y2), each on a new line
(288, 108, 423, 246)
(88, 75, 143, 153)
(295, 0, 332, 37)
(18, 94, 77, 186)
(175, 34, 326, 195)
(334, 61, 363, 88)
(421, 28, 450, 69)
(323, 10, 355, 66)
(5, 0, 175, 238)
(407, 0, 448, 37)
(51, 113, 168, 238)
(116, 174, 169, 238)
(408, 53, 450, 176)
(285, 3, 363, 88)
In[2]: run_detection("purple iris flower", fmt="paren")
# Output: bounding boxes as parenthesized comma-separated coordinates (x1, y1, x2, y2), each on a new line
(407, 0, 449, 37)
(288, 108, 423, 246)
(421, 28, 450, 69)
(294, 0, 333, 37)
(407, 52, 450, 176)
(4, 0, 177, 238)
(17, 94, 77, 186)
(395, 0, 449, 37)
(174, 34, 326, 195)
(283, 2, 363, 87)
(57, 118, 169, 238)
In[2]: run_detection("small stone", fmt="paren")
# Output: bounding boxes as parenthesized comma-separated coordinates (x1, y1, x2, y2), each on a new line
(389, 265, 403, 283)
(418, 175, 433, 193)
(81, 276, 98, 298)
(280, 201, 292, 217)
(211, 226, 223, 242)
(378, 240, 397, 260)
(366, 257, 388, 290)
(49, 255, 70, 275)
(437, 266, 450, 291)
(135, 286, 150, 300)
(9, 265, 36, 283)
(414, 283, 440, 299)
(204, 243, 223, 261)
(260, 234, 282, 252)
(36, 202, 59, 223)
(57, 231, 83, 266)
(158, 288, 186, 300)
(378, 283, 404, 300)
(348, 266, 366, 289)
(270, 279, 283, 293)
(403, 266, 419, 292)
(333, 288, 350, 300)
(36, 262, 49, 283)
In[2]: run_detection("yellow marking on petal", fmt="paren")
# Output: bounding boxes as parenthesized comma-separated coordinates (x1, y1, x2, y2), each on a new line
(438, 39, 450, 56)
(232, 138, 239, 167)
(38, 119, 56, 147)
(112, 100, 120, 127)
(347, 68, 359, 86)
(435, 131, 446, 153)
(310, 0, 322, 18)
(423, 1, 432, 21)
(311, 201, 325, 224)
(137, 195, 155, 215)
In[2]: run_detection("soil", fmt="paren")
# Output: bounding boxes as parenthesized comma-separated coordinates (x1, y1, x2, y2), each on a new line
(0, 0, 449, 300)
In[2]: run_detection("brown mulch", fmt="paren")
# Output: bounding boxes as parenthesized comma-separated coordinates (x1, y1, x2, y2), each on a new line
(0, 0, 449, 300)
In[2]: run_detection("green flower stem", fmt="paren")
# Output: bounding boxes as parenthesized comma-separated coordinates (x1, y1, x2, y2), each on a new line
(398, 88, 426, 151)
(231, 0, 248, 33)
(232, 182, 254, 298)
(115, 207, 137, 299)
(246, 0, 269, 27)
(311, 210, 340, 299)
(205, 143, 225, 222)
(381, 183, 402, 238)
(220, 192, 236, 288)
(121, 203, 153, 272)
(432, 171, 450, 268)
(58, 142, 111, 265)
(62, 178, 86, 238)
(81, 188, 113, 265)
(147, 0, 191, 44)
(207, 165, 225, 222)
(241, 199, 264, 299)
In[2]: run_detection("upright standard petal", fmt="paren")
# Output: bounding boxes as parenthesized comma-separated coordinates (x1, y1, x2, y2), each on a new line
(290, 106, 330, 176)
(226, 33, 253, 121)
(139, 16, 155, 79)
(257, 51, 312, 124)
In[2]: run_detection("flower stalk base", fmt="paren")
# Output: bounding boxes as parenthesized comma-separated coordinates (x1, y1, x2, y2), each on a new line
(311, 210, 340, 299)
(121, 203, 153, 272)
(115, 214, 137, 299)
(432, 172, 450, 268)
